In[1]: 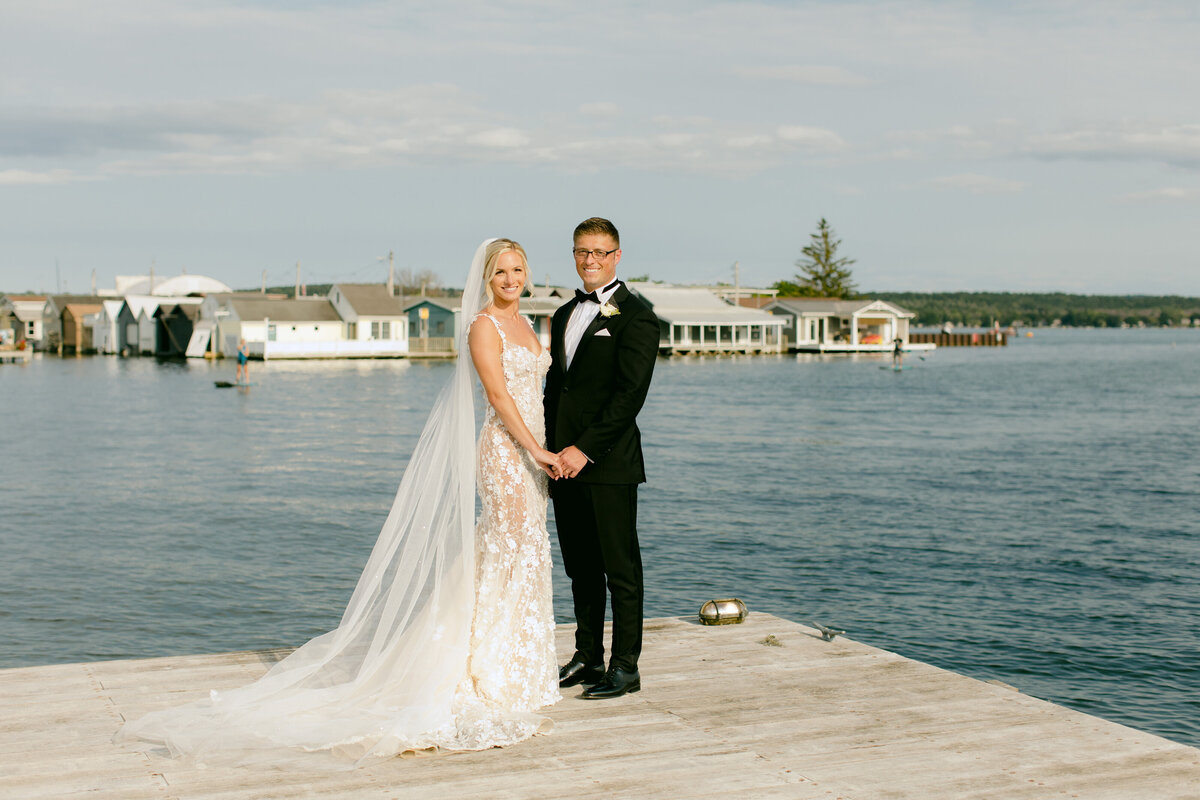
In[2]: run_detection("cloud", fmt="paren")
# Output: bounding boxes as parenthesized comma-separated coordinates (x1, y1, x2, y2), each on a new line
(579, 102, 619, 116)
(776, 125, 847, 151)
(735, 64, 869, 86)
(467, 128, 531, 148)
(1124, 187, 1200, 202)
(0, 168, 90, 185)
(1026, 123, 1200, 169)
(928, 173, 1026, 194)
(0, 87, 852, 178)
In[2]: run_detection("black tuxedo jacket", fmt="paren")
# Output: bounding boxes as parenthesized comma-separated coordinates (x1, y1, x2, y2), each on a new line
(544, 282, 659, 485)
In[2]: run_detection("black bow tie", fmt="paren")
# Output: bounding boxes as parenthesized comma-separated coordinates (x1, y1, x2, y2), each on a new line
(575, 281, 619, 305)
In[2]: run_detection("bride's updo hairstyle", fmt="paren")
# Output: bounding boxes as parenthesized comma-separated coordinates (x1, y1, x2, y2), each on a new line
(482, 238, 529, 305)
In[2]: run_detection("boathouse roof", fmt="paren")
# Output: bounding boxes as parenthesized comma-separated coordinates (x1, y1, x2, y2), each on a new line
(62, 303, 103, 319)
(403, 296, 460, 313)
(331, 283, 408, 316)
(225, 297, 342, 322)
(628, 283, 783, 325)
(46, 295, 104, 317)
(517, 297, 565, 316)
(767, 297, 915, 317)
(2, 295, 48, 321)
(523, 286, 570, 299)
(122, 295, 200, 319)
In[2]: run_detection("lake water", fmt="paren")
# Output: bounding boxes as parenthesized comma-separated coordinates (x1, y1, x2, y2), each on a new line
(2, 329, 1198, 747)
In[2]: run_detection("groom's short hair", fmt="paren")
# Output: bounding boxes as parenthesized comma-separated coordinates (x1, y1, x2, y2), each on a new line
(574, 217, 620, 246)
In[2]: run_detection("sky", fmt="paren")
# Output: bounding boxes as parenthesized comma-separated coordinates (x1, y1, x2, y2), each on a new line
(2, 0, 1199, 296)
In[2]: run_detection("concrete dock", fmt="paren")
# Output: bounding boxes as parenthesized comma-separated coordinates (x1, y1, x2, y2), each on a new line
(2, 613, 1197, 799)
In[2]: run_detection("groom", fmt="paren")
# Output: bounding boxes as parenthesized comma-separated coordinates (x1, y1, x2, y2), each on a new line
(545, 217, 659, 700)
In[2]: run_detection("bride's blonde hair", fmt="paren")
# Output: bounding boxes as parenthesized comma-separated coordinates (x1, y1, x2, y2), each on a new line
(482, 238, 529, 305)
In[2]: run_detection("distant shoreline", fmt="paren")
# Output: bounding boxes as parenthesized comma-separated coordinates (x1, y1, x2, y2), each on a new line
(868, 291, 1200, 329)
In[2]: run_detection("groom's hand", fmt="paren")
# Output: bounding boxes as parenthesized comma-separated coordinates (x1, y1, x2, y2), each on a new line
(557, 446, 589, 479)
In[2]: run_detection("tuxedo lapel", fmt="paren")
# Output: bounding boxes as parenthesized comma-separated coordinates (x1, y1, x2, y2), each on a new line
(552, 300, 577, 375)
(567, 283, 629, 377)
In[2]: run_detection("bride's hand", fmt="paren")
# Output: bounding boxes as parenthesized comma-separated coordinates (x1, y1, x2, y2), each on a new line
(535, 449, 563, 480)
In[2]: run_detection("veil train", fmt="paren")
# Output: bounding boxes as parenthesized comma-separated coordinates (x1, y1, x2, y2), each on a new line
(115, 239, 540, 767)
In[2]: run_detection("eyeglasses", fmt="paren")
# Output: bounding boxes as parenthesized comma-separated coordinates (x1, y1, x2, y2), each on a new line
(573, 248, 618, 260)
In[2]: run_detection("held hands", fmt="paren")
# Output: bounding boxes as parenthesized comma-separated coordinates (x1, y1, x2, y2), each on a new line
(556, 446, 589, 479)
(533, 445, 589, 480)
(536, 449, 565, 480)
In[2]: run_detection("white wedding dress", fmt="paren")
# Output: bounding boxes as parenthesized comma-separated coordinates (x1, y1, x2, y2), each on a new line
(115, 241, 559, 767)
(455, 312, 559, 743)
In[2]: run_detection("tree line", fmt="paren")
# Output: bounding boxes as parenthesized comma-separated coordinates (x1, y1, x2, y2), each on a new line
(865, 291, 1200, 328)
(771, 218, 1200, 327)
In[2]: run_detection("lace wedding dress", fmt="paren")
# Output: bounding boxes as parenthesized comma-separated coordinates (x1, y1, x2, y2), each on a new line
(115, 241, 559, 767)
(454, 312, 559, 744)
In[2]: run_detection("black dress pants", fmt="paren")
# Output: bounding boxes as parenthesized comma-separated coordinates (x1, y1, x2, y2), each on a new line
(552, 481, 643, 672)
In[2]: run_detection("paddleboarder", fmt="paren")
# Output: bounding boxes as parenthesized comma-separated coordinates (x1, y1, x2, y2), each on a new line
(236, 339, 249, 385)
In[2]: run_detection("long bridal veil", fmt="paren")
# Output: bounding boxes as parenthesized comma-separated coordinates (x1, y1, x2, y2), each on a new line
(117, 240, 498, 766)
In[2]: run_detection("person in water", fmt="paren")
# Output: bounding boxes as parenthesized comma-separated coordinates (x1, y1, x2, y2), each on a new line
(236, 339, 249, 384)
(892, 337, 904, 368)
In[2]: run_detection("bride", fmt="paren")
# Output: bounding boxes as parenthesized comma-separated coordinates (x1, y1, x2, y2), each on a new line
(116, 239, 563, 766)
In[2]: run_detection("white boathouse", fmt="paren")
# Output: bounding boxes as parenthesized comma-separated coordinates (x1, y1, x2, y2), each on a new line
(628, 282, 785, 355)
(196, 295, 345, 359)
(89, 300, 127, 354)
(328, 283, 410, 357)
(765, 297, 935, 354)
(0, 295, 46, 348)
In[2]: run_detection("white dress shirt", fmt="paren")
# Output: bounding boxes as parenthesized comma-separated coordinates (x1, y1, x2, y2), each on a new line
(564, 280, 620, 369)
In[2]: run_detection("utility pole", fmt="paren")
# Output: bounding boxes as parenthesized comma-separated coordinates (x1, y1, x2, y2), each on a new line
(149, 259, 156, 294)
(261, 269, 266, 294)
(387, 250, 395, 297)
(55, 258, 61, 293)
(91, 269, 97, 296)
(295, 261, 301, 298)
(733, 261, 741, 307)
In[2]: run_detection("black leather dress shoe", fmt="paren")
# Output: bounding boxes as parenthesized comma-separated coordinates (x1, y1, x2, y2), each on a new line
(559, 658, 605, 688)
(581, 666, 641, 699)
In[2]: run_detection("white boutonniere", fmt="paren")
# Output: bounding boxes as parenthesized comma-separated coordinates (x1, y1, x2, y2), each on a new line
(599, 301, 620, 318)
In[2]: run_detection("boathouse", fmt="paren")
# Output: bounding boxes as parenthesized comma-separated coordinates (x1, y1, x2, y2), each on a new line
(89, 300, 126, 354)
(154, 303, 202, 358)
(60, 303, 102, 355)
(627, 282, 785, 355)
(41, 294, 104, 353)
(404, 296, 460, 354)
(197, 295, 345, 359)
(519, 296, 566, 349)
(328, 283, 410, 357)
(0, 294, 45, 348)
(765, 297, 934, 354)
(116, 296, 176, 356)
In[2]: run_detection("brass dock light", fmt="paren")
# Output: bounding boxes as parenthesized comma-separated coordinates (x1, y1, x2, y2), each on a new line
(698, 598, 748, 625)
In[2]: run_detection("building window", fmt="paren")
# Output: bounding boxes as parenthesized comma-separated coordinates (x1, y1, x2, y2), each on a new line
(381, 321, 390, 339)
(26, 321, 36, 336)
(268, 324, 277, 341)
(371, 321, 381, 339)
(436, 320, 445, 334)
(348, 322, 357, 339)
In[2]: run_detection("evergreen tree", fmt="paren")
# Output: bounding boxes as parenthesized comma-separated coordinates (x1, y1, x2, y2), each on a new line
(787, 218, 857, 298)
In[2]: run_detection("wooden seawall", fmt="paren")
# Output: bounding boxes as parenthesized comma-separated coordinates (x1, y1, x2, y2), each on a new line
(2, 614, 1197, 799)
